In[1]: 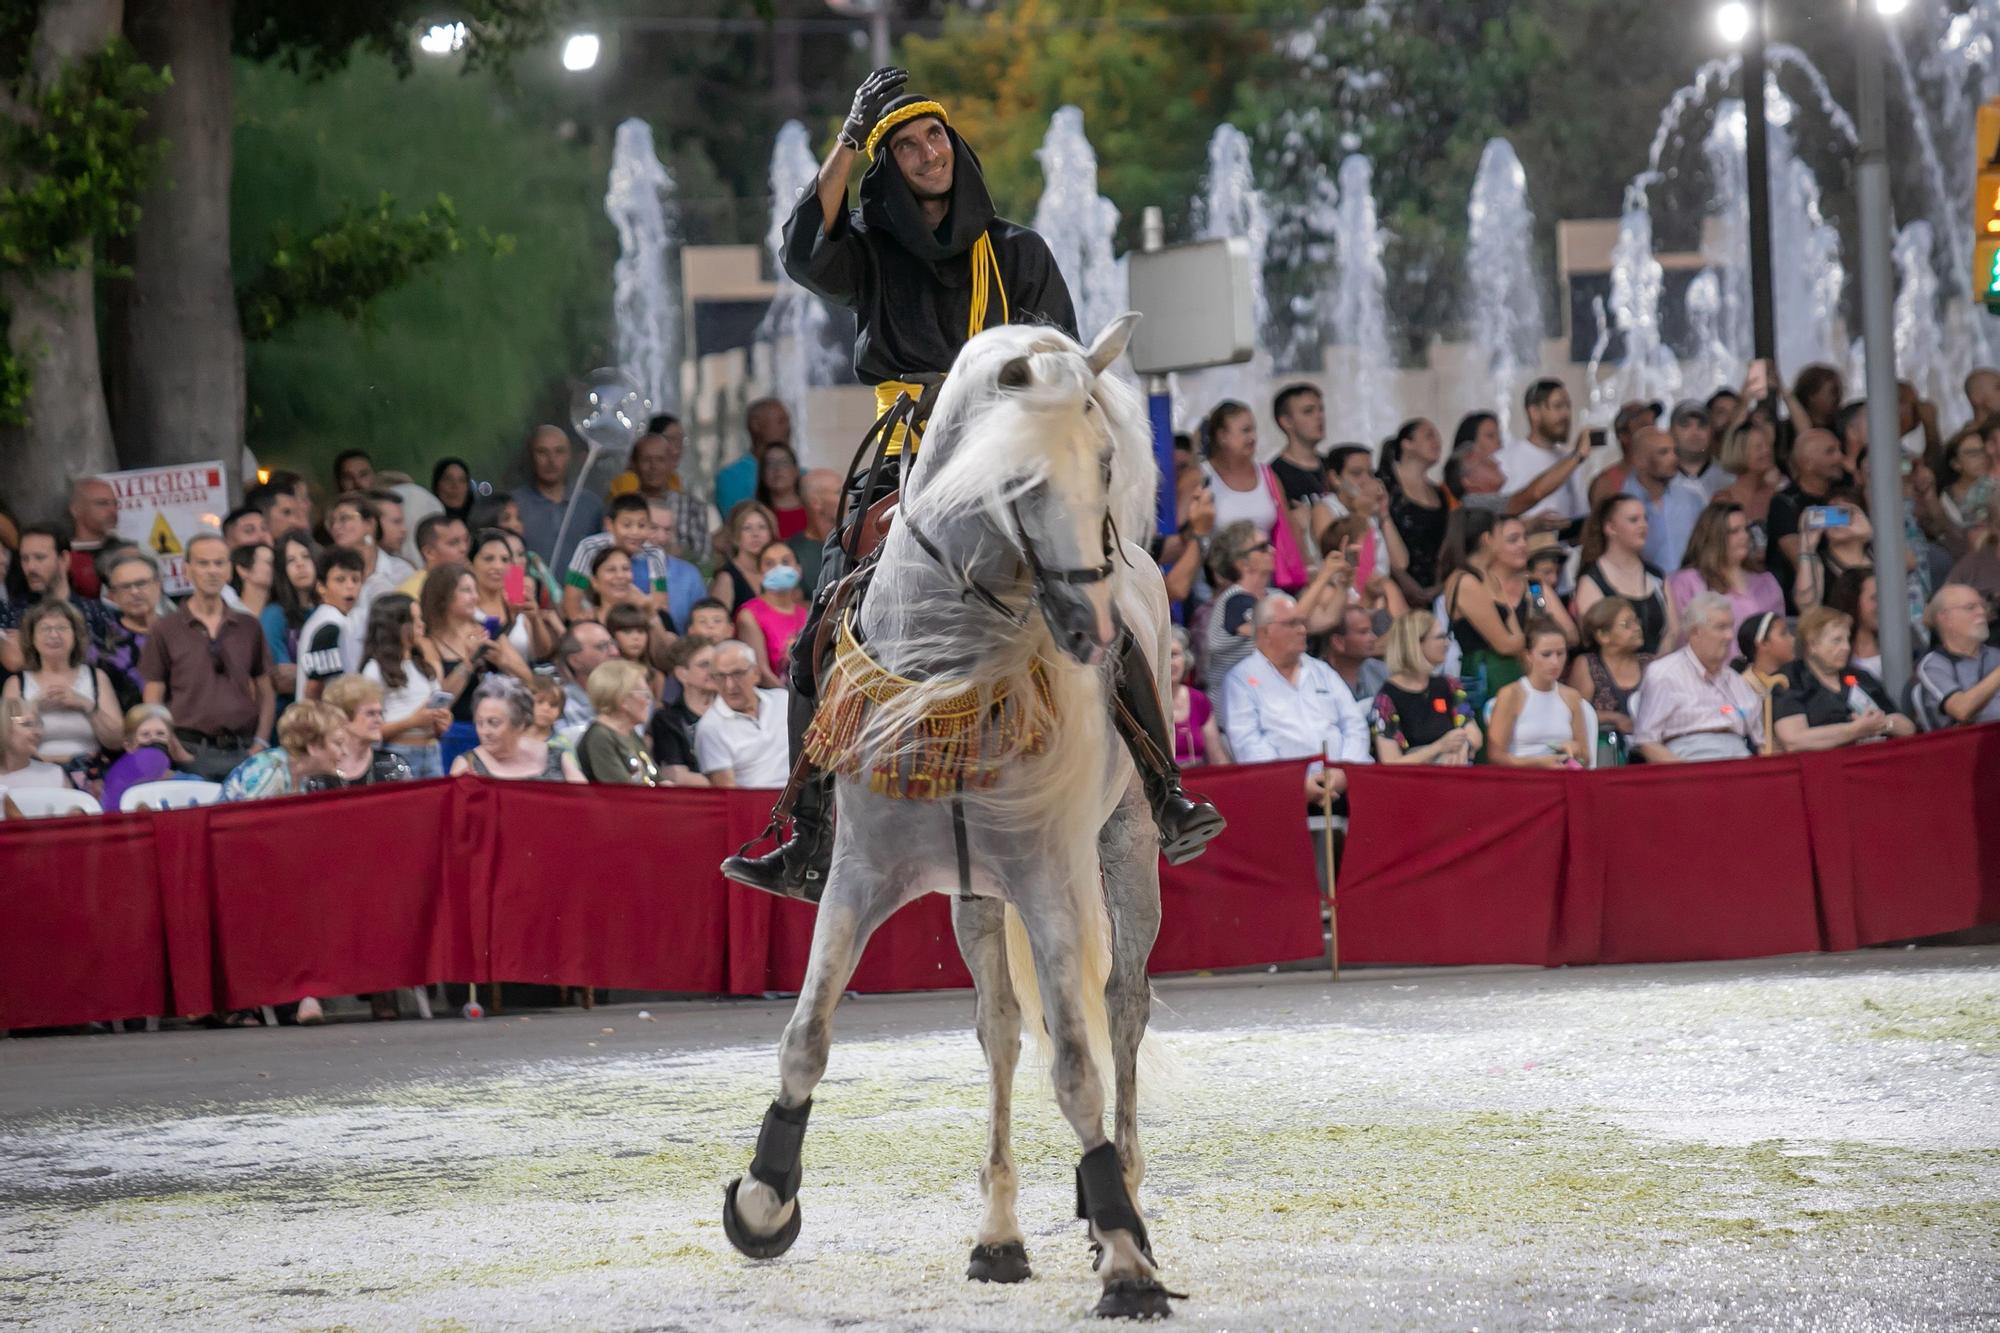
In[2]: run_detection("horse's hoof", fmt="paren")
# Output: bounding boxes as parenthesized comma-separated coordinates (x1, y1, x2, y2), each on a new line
(967, 1240, 1031, 1283)
(1093, 1276, 1177, 1320)
(722, 1176, 800, 1259)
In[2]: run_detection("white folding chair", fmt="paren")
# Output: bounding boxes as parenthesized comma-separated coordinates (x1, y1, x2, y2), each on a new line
(119, 780, 224, 812)
(1, 788, 102, 819)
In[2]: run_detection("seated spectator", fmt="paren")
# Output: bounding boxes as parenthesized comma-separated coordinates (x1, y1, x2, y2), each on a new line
(219, 699, 345, 801)
(1574, 493, 1674, 655)
(0, 699, 68, 792)
(758, 442, 809, 541)
(686, 597, 735, 645)
(1167, 627, 1226, 767)
(1943, 513, 2000, 628)
(1201, 400, 1308, 593)
(563, 493, 669, 622)
(1201, 520, 1276, 692)
(1315, 513, 1407, 617)
(1, 523, 119, 659)
(1792, 487, 1874, 613)
(549, 622, 615, 739)
(712, 501, 781, 615)
(1567, 596, 1653, 737)
(1219, 593, 1372, 808)
(1322, 603, 1389, 702)
(97, 550, 167, 711)
(307, 675, 417, 788)
(737, 543, 809, 688)
(1736, 611, 1797, 754)
(297, 547, 366, 701)
(140, 533, 275, 780)
(3, 600, 123, 779)
(696, 639, 792, 787)
(424, 562, 536, 767)
(1938, 422, 1994, 533)
(524, 672, 577, 759)
(650, 636, 716, 785)
(358, 592, 449, 778)
(604, 602, 668, 699)
(1440, 509, 1576, 714)
(1487, 619, 1591, 768)
(1825, 567, 1885, 677)
(262, 531, 319, 711)
(1632, 592, 1765, 762)
(449, 676, 584, 782)
(1668, 500, 1784, 630)
(1370, 610, 1479, 765)
(578, 660, 661, 785)
(101, 705, 202, 811)
(1913, 584, 2000, 728)
(1773, 606, 1914, 750)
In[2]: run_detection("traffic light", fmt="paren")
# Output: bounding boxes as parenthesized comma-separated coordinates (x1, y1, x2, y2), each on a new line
(1976, 98, 2000, 307)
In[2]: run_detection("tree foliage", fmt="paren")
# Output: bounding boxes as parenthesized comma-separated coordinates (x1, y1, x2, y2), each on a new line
(231, 0, 565, 78)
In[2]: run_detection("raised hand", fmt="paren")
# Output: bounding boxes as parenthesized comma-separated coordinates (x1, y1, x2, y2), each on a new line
(840, 66, 910, 151)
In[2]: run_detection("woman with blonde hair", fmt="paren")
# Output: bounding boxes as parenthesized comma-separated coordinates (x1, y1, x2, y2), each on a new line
(1715, 416, 1784, 532)
(577, 659, 661, 785)
(1369, 610, 1479, 765)
(1772, 606, 1915, 750)
(101, 704, 202, 810)
(218, 699, 346, 801)
(0, 698, 67, 792)
(309, 674, 416, 788)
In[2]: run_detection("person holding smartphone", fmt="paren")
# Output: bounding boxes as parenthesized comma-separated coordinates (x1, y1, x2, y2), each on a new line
(358, 592, 452, 778)
(420, 563, 532, 768)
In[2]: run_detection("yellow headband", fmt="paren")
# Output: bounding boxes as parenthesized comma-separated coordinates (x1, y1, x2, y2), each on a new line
(865, 100, 949, 160)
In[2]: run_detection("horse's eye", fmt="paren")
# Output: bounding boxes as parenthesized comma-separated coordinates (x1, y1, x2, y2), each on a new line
(999, 357, 1031, 389)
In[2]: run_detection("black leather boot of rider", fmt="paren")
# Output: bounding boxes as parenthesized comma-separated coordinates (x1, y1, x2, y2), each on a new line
(1110, 632, 1226, 865)
(720, 692, 834, 903)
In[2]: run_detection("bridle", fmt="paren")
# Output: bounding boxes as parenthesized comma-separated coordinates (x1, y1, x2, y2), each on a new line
(905, 478, 1124, 628)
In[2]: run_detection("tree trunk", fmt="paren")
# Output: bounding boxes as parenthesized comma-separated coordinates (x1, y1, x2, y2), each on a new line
(107, 0, 242, 478)
(0, 0, 125, 511)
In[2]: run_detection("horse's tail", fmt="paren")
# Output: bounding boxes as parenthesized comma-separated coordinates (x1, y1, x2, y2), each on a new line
(1002, 897, 1114, 1100)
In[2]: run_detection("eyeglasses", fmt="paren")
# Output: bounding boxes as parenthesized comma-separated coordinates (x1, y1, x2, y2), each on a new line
(712, 667, 754, 682)
(1247, 541, 1274, 554)
(110, 578, 157, 594)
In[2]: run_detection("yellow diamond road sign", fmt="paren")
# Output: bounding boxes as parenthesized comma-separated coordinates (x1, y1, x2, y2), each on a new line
(148, 511, 183, 556)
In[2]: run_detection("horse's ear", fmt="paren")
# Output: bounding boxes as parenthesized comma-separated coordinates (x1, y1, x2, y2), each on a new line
(1085, 313, 1140, 378)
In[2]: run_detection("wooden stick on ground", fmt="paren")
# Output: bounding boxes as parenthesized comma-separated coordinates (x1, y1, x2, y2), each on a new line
(1322, 773, 1339, 982)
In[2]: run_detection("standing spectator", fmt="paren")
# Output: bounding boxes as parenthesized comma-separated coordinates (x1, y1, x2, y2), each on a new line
(1322, 603, 1388, 703)
(1794, 365, 1845, 432)
(0, 699, 67, 792)
(1573, 494, 1674, 656)
(1588, 399, 1662, 507)
(757, 442, 809, 541)
(1737, 611, 1797, 755)
(1167, 627, 1227, 767)
(450, 676, 584, 782)
(641, 498, 710, 631)
(624, 416, 716, 559)
(696, 639, 792, 787)
(218, 699, 344, 801)
(563, 494, 669, 622)
(430, 457, 477, 524)
(1201, 520, 1277, 693)
(1380, 417, 1450, 593)
(1497, 379, 1592, 524)
(1824, 567, 1885, 677)
(469, 529, 562, 665)
(1944, 514, 2000, 622)
(65, 477, 123, 599)
(791, 470, 844, 597)
(1452, 411, 1503, 466)
(1319, 452, 1412, 600)
(308, 674, 417, 787)
(3, 600, 122, 773)
(1913, 584, 2000, 728)
(1622, 427, 1708, 571)
(650, 635, 717, 786)
(423, 563, 534, 767)
(711, 501, 780, 615)
(97, 550, 166, 711)
(221, 505, 272, 553)
(1370, 610, 1479, 765)
(296, 548, 365, 701)
(578, 659, 661, 784)
(359, 593, 450, 779)
(1631, 592, 1764, 762)
(715, 398, 793, 521)
(1487, 619, 1592, 768)
(1451, 424, 1594, 520)
(140, 534, 275, 780)
(1670, 400, 1731, 499)
(1219, 593, 1372, 807)
(1201, 400, 1306, 593)
(551, 622, 616, 737)
(1767, 427, 1852, 606)
(101, 705, 202, 811)
(1, 524, 118, 653)
(1269, 383, 1330, 509)
(1440, 510, 1575, 714)
(1707, 386, 1745, 442)
(737, 543, 809, 688)
(229, 542, 277, 622)
(333, 449, 375, 495)
(1716, 415, 1785, 540)
(1159, 467, 1217, 621)
(1667, 500, 1785, 631)
(327, 491, 413, 591)
(1567, 596, 1653, 739)
(246, 478, 311, 538)
(397, 514, 471, 598)
(1772, 607, 1914, 750)
(512, 425, 604, 574)
(262, 532, 318, 714)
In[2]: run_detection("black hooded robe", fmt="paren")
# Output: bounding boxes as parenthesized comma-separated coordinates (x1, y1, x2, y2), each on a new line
(780, 119, 1077, 385)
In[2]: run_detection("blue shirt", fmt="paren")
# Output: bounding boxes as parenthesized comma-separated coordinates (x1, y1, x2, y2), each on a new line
(659, 555, 707, 633)
(1622, 473, 1709, 573)
(513, 484, 604, 575)
(714, 454, 759, 522)
(1220, 650, 1372, 770)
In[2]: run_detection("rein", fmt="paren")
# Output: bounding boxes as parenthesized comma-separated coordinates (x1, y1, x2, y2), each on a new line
(902, 499, 1123, 629)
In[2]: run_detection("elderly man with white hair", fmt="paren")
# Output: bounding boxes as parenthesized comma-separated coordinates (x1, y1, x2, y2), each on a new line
(1632, 590, 1765, 762)
(1913, 583, 2000, 729)
(1220, 591, 1372, 806)
(695, 639, 792, 787)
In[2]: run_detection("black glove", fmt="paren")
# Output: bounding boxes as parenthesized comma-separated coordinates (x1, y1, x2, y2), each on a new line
(839, 66, 909, 152)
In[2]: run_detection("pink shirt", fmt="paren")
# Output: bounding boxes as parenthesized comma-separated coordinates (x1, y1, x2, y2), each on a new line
(742, 597, 808, 677)
(1666, 567, 1785, 632)
(1173, 687, 1213, 767)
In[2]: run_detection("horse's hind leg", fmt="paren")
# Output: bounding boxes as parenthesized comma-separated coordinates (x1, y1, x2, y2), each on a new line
(1100, 782, 1161, 1206)
(952, 895, 1031, 1284)
(723, 857, 892, 1259)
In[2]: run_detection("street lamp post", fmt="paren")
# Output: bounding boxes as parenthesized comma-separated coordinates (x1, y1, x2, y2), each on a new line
(1741, 0, 1777, 364)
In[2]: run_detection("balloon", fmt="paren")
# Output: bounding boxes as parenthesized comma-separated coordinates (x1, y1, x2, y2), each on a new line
(570, 367, 650, 455)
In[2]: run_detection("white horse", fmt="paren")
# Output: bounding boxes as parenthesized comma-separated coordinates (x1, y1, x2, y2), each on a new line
(721, 314, 1180, 1319)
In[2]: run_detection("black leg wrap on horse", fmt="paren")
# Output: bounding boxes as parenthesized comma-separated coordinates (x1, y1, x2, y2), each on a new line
(1075, 1141, 1151, 1262)
(748, 1098, 812, 1203)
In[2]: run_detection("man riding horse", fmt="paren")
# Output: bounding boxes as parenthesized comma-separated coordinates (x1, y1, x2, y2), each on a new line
(722, 68, 1224, 901)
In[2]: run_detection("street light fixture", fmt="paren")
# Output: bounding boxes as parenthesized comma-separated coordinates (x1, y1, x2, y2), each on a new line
(561, 31, 601, 72)
(1715, 1, 1752, 44)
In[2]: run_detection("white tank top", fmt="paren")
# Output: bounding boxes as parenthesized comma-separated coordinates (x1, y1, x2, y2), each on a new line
(1507, 679, 1574, 759)
(23, 666, 99, 762)
(1204, 462, 1279, 537)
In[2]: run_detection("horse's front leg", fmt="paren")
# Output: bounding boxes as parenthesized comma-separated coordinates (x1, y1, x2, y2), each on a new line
(1100, 782, 1160, 1206)
(952, 894, 1031, 1283)
(723, 847, 892, 1259)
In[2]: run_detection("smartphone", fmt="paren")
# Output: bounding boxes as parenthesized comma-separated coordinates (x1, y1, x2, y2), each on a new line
(425, 689, 454, 711)
(503, 565, 528, 606)
(1803, 505, 1852, 531)
(1586, 428, 1610, 450)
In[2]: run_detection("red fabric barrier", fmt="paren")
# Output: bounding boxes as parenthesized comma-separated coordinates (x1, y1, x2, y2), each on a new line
(0, 814, 169, 1029)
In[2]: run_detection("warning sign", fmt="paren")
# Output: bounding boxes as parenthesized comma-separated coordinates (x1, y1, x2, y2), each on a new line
(99, 461, 228, 595)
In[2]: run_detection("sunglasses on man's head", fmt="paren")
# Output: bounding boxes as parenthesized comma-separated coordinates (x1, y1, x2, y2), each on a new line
(206, 635, 227, 674)
(1248, 541, 1273, 554)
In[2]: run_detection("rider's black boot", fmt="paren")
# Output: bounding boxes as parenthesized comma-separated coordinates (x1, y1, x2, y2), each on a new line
(1111, 632, 1226, 865)
(720, 692, 835, 903)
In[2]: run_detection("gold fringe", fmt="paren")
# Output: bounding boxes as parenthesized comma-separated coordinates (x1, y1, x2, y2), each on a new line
(802, 616, 1057, 800)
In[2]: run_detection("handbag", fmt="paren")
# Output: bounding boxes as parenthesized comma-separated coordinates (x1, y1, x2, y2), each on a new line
(1261, 466, 1310, 590)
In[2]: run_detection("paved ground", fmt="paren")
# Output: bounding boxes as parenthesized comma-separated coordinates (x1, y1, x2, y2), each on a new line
(2, 948, 1996, 1330)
